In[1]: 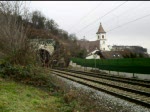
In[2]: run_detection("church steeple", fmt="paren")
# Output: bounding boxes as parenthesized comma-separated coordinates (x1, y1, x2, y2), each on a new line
(96, 23, 106, 34)
(96, 23, 109, 51)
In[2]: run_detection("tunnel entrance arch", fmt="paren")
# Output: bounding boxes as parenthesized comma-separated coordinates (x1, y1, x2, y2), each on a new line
(38, 49, 51, 67)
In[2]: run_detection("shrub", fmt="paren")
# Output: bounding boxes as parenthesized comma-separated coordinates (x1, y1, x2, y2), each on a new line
(0, 1, 38, 66)
(0, 61, 53, 88)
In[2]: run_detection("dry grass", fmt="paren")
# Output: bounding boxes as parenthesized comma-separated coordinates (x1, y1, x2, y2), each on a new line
(0, 77, 62, 112)
(48, 72, 109, 112)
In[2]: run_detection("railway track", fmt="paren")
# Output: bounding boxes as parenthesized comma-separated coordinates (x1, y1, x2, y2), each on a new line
(50, 68, 150, 108)
(56, 68, 150, 88)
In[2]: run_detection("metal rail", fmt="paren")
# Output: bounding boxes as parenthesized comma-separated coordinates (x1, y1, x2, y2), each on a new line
(55, 68, 150, 88)
(51, 69, 150, 108)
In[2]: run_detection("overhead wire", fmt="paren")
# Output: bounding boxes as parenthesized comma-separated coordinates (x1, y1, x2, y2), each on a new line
(68, 2, 103, 31)
(81, 1, 145, 36)
(107, 13, 150, 33)
(103, 1, 145, 26)
(83, 13, 150, 38)
(75, 1, 128, 34)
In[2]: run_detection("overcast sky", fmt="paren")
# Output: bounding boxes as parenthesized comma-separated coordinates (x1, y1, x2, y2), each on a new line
(28, 1, 150, 53)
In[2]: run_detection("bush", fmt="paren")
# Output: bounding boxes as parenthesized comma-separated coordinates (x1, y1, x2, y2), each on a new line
(0, 1, 38, 66)
(0, 61, 53, 88)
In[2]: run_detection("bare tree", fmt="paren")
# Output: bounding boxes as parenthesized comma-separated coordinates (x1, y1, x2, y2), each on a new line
(0, 1, 37, 65)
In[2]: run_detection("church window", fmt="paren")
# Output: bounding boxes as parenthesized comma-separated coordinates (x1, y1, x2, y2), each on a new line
(98, 35, 99, 39)
(102, 35, 104, 39)
(103, 41, 105, 44)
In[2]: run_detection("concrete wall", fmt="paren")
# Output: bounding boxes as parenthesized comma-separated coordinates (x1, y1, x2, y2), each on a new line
(69, 61, 150, 80)
(38, 44, 54, 55)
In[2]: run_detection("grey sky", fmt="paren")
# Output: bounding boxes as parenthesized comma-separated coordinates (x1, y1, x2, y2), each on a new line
(28, 1, 150, 53)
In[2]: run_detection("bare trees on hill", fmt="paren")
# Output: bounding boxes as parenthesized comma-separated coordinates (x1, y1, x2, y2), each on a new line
(0, 1, 37, 65)
(0, 1, 87, 67)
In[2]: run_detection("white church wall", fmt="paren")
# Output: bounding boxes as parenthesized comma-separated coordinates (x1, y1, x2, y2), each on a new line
(100, 41, 110, 51)
(97, 28, 110, 51)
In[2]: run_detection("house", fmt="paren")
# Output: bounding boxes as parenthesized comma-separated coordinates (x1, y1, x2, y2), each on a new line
(111, 45, 147, 54)
(77, 23, 111, 59)
(77, 23, 149, 59)
(86, 49, 100, 59)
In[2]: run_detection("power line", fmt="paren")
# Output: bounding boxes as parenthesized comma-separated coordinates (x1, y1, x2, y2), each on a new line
(68, 2, 103, 31)
(82, 1, 145, 36)
(78, 13, 150, 39)
(75, 1, 128, 34)
(107, 13, 150, 33)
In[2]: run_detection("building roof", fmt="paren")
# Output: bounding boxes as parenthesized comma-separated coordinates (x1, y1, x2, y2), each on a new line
(96, 23, 106, 34)
(77, 40, 100, 54)
(100, 51, 123, 59)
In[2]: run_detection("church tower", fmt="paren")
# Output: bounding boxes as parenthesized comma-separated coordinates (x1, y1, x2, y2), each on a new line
(96, 23, 109, 51)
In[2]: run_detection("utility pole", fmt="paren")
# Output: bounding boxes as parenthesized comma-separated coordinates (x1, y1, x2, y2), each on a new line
(93, 54, 97, 72)
(84, 36, 86, 71)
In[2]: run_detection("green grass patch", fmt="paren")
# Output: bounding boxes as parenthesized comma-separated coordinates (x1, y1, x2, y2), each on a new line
(0, 62, 76, 112)
(0, 78, 63, 112)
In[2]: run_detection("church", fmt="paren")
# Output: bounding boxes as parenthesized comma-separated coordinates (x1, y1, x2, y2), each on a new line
(77, 23, 149, 59)
(96, 23, 110, 51)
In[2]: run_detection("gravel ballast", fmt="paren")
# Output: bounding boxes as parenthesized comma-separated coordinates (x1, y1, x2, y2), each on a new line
(56, 75, 150, 112)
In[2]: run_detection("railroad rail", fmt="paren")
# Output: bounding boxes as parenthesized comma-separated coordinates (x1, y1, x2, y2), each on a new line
(50, 68, 150, 108)
(55, 68, 150, 88)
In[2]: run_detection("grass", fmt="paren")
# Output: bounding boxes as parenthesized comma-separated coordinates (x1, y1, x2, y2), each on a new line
(0, 77, 62, 112)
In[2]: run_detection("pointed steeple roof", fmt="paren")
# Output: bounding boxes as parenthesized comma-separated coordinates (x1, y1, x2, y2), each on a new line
(96, 23, 106, 34)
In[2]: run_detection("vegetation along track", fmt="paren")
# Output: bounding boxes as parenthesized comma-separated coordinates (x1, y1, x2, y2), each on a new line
(51, 69, 150, 108)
